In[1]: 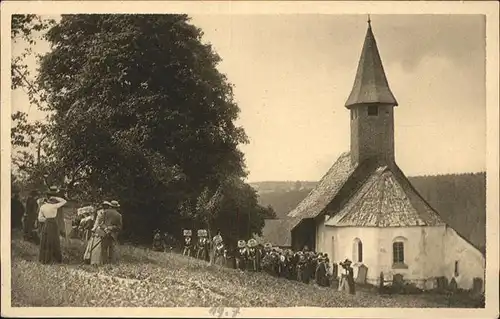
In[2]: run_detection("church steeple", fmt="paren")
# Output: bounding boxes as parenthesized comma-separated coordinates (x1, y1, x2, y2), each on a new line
(345, 18, 398, 108)
(346, 18, 398, 166)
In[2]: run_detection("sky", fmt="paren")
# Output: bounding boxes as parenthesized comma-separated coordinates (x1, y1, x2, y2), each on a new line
(11, 14, 486, 183)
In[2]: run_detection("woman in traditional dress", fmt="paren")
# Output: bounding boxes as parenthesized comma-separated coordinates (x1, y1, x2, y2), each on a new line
(235, 240, 247, 271)
(345, 260, 356, 294)
(38, 186, 67, 264)
(338, 259, 352, 293)
(182, 230, 193, 257)
(152, 229, 164, 251)
(83, 202, 106, 264)
(245, 239, 259, 272)
(196, 229, 209, 260)
(212, 233, 224, 265)
(283, 250, 294, 279)
(315, 255, 329, 287)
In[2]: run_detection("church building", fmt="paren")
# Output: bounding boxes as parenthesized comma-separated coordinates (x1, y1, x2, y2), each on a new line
(269, 19, 485, 291)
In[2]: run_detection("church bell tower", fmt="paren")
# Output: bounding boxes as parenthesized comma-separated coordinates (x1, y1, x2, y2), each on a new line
(345, 18, 398, 166)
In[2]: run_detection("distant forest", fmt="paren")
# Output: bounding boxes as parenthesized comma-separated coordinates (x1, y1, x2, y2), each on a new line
(250, 172, 486, 252)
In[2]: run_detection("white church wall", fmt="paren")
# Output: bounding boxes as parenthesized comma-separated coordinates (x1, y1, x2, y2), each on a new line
(418, 226, 447, 289)
(376, 226, 447, 288)
(319, 224, 379, 281)
(316, 218, 327, 253)
(317, 222, 485, 291)
(444, 226, 485, 291)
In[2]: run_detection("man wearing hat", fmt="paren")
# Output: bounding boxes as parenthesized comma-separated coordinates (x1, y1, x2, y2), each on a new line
(37, 186, 67, 264)
(110, 200, 121, 211)
(11, 188, 25, 231)
(23, 190, 39, 242)
(85, 200, 123, 265)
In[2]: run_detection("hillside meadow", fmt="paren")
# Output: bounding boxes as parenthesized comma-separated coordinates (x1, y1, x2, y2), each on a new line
(10, 231, 482, 308)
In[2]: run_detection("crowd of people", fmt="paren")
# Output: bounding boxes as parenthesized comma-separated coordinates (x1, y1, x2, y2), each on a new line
(12, 186, 123, 266)
(151, 229, 357, 294)
(12, 186, 355, 293)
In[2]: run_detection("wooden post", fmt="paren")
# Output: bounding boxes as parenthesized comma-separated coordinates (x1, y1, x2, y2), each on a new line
(208, 225, 213, 266)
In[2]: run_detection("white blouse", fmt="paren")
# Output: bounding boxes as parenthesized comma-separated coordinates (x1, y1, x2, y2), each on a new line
(38, 197, 67, 222)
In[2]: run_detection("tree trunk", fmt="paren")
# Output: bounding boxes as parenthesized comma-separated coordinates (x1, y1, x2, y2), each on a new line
(36, 134, 48, 165)
(207, 220, 213, 265)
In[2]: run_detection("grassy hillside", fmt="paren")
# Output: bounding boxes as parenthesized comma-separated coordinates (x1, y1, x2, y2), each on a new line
(9, 231, 482, 308)
(251, 173, 486, 250)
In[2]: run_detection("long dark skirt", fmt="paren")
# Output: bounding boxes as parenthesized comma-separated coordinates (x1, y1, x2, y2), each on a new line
(38, 218, 62, 264)
(236, 257, 246, 270)
(347, 275, 356, 294)
(315, 264, 329, 287)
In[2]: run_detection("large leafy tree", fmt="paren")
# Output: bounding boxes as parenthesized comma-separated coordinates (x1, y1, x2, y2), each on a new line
(36, 14, 268, 242)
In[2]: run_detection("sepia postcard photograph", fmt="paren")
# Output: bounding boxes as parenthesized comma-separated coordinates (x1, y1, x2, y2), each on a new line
(1, 1, 499, 318)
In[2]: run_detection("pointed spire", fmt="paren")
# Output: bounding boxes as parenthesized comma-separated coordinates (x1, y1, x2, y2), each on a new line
(345, 19, 398, 108)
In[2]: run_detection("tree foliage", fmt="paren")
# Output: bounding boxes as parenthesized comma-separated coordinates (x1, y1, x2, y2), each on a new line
(11, 15, 55, 194)
(35, 14, 270, 242)
(11, 14, 54, 95)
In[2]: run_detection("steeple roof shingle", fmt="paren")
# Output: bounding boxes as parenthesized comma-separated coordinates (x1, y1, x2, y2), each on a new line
(345, 21, 398, 108)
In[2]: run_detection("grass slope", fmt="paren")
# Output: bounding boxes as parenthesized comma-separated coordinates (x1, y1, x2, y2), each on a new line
(10, 232, 480, 308)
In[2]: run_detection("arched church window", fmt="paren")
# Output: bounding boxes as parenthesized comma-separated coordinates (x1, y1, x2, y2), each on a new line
(353, 238, 363, 263)
(367, 105, 378, 116)
(392, 237, 408, 269)
(392, 241, 405, 264)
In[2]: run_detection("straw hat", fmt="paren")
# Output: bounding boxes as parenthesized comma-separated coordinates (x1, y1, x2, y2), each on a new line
(46, 186, 60, 197)
(237, 240, 246, 248)
(197, 229, 207, 237)
(110, 200, 120, 208)
(102, 201, 112, 207)
(247, 239, 257, 248)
